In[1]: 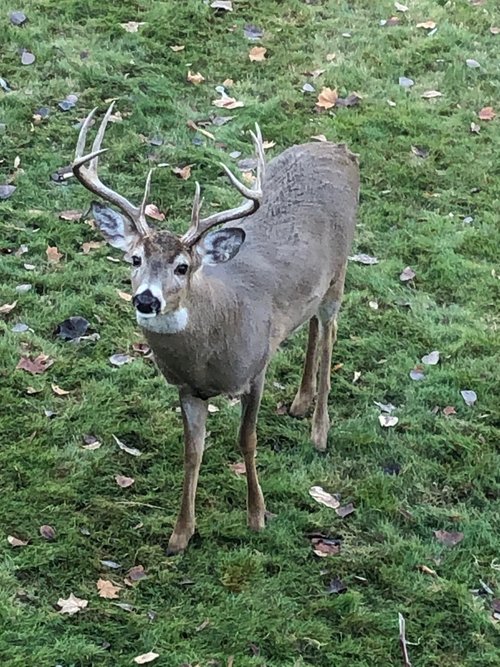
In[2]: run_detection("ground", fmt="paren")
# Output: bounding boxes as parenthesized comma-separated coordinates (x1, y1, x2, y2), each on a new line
(1, 1, 499, 666)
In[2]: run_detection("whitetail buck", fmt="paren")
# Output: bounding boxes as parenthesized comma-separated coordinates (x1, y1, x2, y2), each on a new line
(72, 103, 359, 553)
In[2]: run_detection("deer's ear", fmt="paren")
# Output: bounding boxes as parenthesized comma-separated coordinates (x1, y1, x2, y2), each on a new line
(196, 228, 246, 265)
(91, 202, 139, 252)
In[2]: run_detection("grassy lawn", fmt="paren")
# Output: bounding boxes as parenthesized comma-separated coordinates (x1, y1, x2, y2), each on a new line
(1, 0, 499, 665)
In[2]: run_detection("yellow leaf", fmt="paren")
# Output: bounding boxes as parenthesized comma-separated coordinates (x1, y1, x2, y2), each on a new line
(416, 20, 436, 29)
(81, 241, 105, 254)
(421, 90, 443, 98)
(51, 383, 71, 396)
(172, 165, 192, 180)
(212, 95, 245, 109)
(133, 653, 160, 665)
(170, 45, 185, 51)
(0, 301, 17, 314)
(117, 290, 132, 302)
(248, 47, 267, 62)
(187, 70, 205, 85)
(46, 246, 62, 263)
(96, 578, 122, 599)
(316, 87, 338, 109)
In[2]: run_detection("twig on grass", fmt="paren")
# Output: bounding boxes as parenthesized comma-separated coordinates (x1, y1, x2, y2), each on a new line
(399, 613, 412, 667)
(115, 501, 165, 510)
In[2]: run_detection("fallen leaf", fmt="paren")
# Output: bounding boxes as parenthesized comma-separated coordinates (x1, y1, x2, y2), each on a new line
(336, 92, 362, 107)
(302, 82, 315, 93)
(306, 68, 325, 79)
(82, 434, 101, 450)
(244, 24, 264, 40)
(434, 530, 464, 547)
(97, 578, 122, 599)
(16, 354, 54, 375)
(21, 50, 35, 66)
(326, 53, 336, 61)
(46, 246, 62, 264)
(378, 414, 399, 427)
(416, 21, 436, 29)
(55, 316, 90, 341)
(170, 45, 185, 52)
(461, 389, 477, 406)
(311, 134, 328, 142)
(490, 27, 500, 35)
(262, 140, 276, 150)
(120, 21, 145, 32)
(144, 204, 165, 221)
(477, 106, 495, 121)
(442, 406, 456, 416)
(399, 76, 415, 88)
(249, 46, 267, 62)
(212, 94, 245, 109)
(100, 559, 122, 569)
(309, 486, 340, 509)
(352, 371, 361, 383)
(211, 0, 232, 9)
(109, 353, 133, 367)
(8, 535, 28, 547)
(369, 300, 379, 310)
(411, 145, 429, 158)
(59, 210, 82, 221)
(186, 119, 216, 140)
(466, 58, 480, 69)
(394, 2, 408, 11)
(336, 502, 355, 518)
(327, 578, 348, 594)
(311, 537, 341, 557)
(172, 165, 192, 180)
(316, 87, 338, 110)
(410, 366, 425, 381)
(349, 253, 378, 265)
(418, 564, 437, 576)
(0, 301, 17, 314)
(0, 185, 16, 200)
(57, 593, 88, 615)
(222, 78, 234, 87)
(115, 474, 135, 488)
(208, 404, 219, 413)
(421, 90, 443, 99)
(112, 434, 142, 457)
(10, 10, 27, 25)
(228, 462, 246, 475)
(132, 342, 151, 355)
(470, 122, 480, 133)
(134, 652, 159, 665)
(40, 524, 56, 540)
(117, 290, 132, 302)
(81, 241, 104, 254)
(421, 350, 439, 365)
(127, 565, 146, 582)
(187, 70, 205, 85)
(26, 386, 42, 395)
(51, 383, 71, 396)
(400, 266, 416, 281)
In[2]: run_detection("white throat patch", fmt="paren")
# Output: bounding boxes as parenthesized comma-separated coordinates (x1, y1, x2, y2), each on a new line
(136, 308, 189, 334)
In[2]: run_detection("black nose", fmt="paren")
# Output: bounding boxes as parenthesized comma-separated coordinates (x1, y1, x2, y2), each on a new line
(132, 289, 161, 314)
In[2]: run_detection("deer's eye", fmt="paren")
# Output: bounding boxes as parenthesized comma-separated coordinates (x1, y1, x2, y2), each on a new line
(132, 256, 142, 267)
(175, 263, 189, 276)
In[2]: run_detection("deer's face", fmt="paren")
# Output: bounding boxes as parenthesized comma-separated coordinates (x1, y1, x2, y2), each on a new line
(91, 202, 245, 325)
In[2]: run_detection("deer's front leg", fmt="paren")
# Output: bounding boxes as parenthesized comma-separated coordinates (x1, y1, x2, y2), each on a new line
(239, 372, 266, 531)
(167, 392, 208, 555)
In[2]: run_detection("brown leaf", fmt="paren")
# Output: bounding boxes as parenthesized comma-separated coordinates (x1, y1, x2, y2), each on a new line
(8, 535, 28, 547)
(120, 21, 145, 32)
(170, 44, 185, 52)
(309, 485, 340, 509)
(418, 564, 437, 576)
(51, 383, 71, 396)
(187, 70, 205, 85)
(490, 27, 500, 35)
(222, 78, 234, 87)
(46, 246, 62, 263)
(336, 92, 362, 107)
(97, 578, 122, 599)
(59, 210, 82, 221)
(316, 87, 338, 110)
(144, 204, 165, 221)
(127, 564, 146, 582)
(229, 461, 246, 475)
(0, 301, 17, 314)
(275, 401, 288, 415)
(186, 119, 216, 140)
(305, 68, 325, 79)
(115, 474, 135, 488)
(249, 46, 267, 62)
(311, 537, 341, 557)
(421, 90, 443, 99)
(477, 106, 496, 121)
(81, 241, 105, 254)
(57, 593, 88, 615)
(40, 524, 56, 540)
(132, 342, 151, 355)
(442, 406, 456, 416)
(400, 266, 416, 282)
(117, 290, 132, 302)
(434, 530, 464, 547)
(133, 653, 160, 665)
(336, 502, 355, 518)
(416, 20, 436, 29)
(172, 165, 192, 180)
(212, 94, 245, 109)
(16, 354, 54, 375)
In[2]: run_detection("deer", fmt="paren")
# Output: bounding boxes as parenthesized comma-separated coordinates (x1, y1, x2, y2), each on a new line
(71, 103, 359, 554)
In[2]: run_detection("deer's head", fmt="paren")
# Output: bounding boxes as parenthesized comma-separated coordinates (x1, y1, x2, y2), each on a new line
(72, 104, 265, 324)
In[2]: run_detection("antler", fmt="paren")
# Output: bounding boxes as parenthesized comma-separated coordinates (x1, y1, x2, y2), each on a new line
(72, 102, 152, 237)
(181, 124, 266, 246)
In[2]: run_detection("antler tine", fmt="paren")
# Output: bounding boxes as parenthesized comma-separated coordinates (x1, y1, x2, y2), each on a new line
(75, 107, 98, 160)
(89, 101, 115, 173)
(136, 168, 154, 236)
(181, 182, 204, 245)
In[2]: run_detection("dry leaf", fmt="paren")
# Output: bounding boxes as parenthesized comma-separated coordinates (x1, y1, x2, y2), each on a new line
(0, 301, 17, 314)
(442, 406, 456, 416)
(112, 434, 142, 457)
(82, 435, 102, 450)
(311, 537, 341, 557)
(172, 165, 192, 180)
(394, 2, 408, 11)
(51, 383, 71, 396)
(228, 461, 246, 475)
(120, 21, 145, 32)
(378, 414, 399, 427)
(222, 78, 234, 87)
(57, 593, 88, 615)
(262, 140, 276, 150)
(127, 565, 146, 582)
(142, 204, 164, 223)
(418, 564, 437, 576)
(316, 87, 338, 110)
(470, 122, 480, 133)
(81, 241, 104, 254)
(16, 354, 54, 375)
(186, 119, 216, 140)
(26, 386, 42, 394)
(326, 53, 336, 61)
(490, 27, 500, 35)
(109, 353, 133, 366)
(208, 403, 219, 413)
(249, 46, 267, 62)
(212, 94, 245, 109)
(187, 70, 205, 85)
(170, 44, 185, 52)
(421, 350, 439, 365)
(117, 290, 132, 302)
(477, 106, 496, 121)
(369, 300, 379, 310)
(410, 366, 425, 381)
(461, 389, 477, 406)
(134, 652, 159, 665)
(416, 21, 436, 29)
(311, 134, 328, 142)
(40, 524, 56, 540)
(309, 486, 340, 509)
(8, 535, 28, 547)
(400, 266, 416, 281)
(350, 253, 378, 265)
(336, 92, 362, 107)
(115, 474, 135, 488)
(132, 342, 151, 355)
(336, 502, 355, 518)
(306, 68, 325, 79)
(59, 210, 82, 221)
(421, 90, 443, 99)
(46, 246, 62, 263)
(211, 0, 233, 9)
(97, 578, 122, 599)
(434, 530, 464, 547)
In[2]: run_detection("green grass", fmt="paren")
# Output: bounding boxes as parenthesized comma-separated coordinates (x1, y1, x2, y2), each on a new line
(1, 1, 500, 665)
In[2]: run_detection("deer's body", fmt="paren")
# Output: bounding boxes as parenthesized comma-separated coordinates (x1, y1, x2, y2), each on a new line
(141, 142, 359, 399)
(71, 105, 359, 554)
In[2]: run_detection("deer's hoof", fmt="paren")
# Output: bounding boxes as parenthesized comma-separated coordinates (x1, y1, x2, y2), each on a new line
(289, 392, 315, 418)
(311, 421, 329, 452)
(166, 526, 194, 555)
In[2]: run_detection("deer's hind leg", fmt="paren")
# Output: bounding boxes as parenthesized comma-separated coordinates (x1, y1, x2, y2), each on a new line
(311, 267, 346, 451)
(289, 316, 320, 418)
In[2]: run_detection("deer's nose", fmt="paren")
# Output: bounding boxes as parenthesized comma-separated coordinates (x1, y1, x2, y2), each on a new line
(133, 289, 161, 314)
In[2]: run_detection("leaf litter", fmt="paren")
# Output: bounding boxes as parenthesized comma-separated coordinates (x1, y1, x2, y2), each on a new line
(97, 578, 122, 599)
(57, 593, 88, 615)
(112, 434, 142, 457)
(309, 486, 340, 509)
